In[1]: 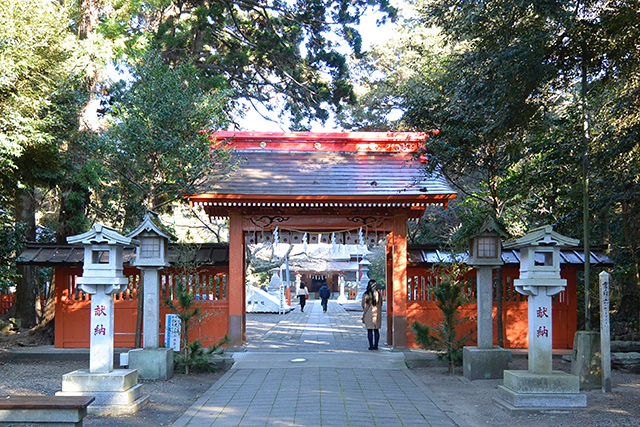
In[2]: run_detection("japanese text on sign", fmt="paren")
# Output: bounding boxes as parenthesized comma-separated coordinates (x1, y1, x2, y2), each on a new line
(94, 305, 106, 317)
(536, 326, 549, 338)
(94, 324, 106, 336)
(165, 314, 181, 352)
(536, 307, 549, 318)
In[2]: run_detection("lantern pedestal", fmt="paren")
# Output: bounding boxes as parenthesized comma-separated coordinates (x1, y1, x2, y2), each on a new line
(463, 347, 512, 380)
(57, 369, 149, 415)
(463, 264, 510, 380)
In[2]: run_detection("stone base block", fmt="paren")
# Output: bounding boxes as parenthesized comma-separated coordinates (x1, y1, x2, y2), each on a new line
(503, 370, 581, 394)
(571, 331, 603, 390)
(58, 384, 143, 406)
(494, 369, 586, 411)
(57, 369, 148, 416)
(128, 348, 174, 380)
(60, 369, 139, 392)
(463, 347, 512, 380)
(496, 385, 586, 408)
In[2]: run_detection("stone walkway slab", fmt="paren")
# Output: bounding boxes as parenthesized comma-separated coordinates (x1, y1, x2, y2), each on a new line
(172, 366, 455, 426)
(232, 351, 407, 370)
(172, 300, 458, 426)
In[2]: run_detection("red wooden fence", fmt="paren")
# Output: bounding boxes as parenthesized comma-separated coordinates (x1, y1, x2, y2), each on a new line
(406, 266, 577, 349)
(7, 264, 575, 349)
(54, 266, 229, 348)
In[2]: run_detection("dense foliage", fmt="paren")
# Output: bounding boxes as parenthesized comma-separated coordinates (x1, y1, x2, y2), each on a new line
(342, 0, 640, 332)
(2, 0, 639, 336)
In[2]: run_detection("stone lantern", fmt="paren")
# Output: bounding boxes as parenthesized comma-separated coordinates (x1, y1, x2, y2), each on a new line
(67, 224, 138, 373)
(463, 220, 511, 380)
(468, 222, 503, 267)
(495, 225, 585, 410)
(127, 211, 176, 380)
(58, 224, 148, 415)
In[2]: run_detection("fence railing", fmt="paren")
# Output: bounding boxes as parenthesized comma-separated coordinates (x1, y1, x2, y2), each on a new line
(55, 266, 229, 348)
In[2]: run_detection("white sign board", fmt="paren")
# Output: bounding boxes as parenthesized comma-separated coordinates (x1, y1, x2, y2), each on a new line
(599, 271, 612, 392)
(165, 314, 181, 352)
(279, 284, 285, 315)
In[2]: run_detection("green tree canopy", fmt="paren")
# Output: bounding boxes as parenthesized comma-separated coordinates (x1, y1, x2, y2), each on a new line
(90, 52, 233, 229)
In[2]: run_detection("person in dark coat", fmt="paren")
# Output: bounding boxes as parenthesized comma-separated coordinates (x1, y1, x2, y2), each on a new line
(318, 284, 331, 312)
(362, 279, 383, 350)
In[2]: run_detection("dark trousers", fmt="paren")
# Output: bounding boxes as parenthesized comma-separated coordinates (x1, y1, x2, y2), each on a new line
(299, 295, 306, 311)
(367, 329, 380, 349)
(321, 298, 328, 311)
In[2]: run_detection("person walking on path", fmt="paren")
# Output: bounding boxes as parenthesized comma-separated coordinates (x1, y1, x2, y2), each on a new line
(319, 284, 331, 312)
(297, 283, 309, 312)
(362, 279, 383, 350)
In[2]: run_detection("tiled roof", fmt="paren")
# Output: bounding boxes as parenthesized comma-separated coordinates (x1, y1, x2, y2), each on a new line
(16, 243, 229, 267)
(407, 245, 614, 267)
(18, 243, 612, 269)
(198, 150, 454, 197)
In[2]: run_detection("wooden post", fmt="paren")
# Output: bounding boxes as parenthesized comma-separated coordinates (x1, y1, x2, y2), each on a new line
(391, 214, 408, 349)
(228, 213, 245, 347)
(386, 238, 394, 345)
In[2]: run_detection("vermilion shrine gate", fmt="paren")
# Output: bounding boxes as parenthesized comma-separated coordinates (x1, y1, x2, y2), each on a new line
(15, 132, 613, 350)
(189, 131, 457, 347)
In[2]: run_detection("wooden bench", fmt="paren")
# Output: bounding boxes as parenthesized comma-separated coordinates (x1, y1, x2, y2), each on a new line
(0, 395, 95, 426)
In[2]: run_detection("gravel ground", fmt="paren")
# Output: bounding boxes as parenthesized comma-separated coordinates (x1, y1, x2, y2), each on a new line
(418, 357, 640, 427)
(1, 353, 639, 426)
(0, 356, 227, 427)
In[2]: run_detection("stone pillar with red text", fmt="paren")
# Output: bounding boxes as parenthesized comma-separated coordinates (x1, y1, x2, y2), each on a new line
(529, 294, 553, 374)
(89, 294, 115, 373)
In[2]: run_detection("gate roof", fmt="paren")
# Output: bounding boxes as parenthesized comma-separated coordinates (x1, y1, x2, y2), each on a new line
(189, 132, 457, 219)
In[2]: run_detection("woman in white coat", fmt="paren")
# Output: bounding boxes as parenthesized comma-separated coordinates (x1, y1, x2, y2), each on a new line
(362, 279, 382, 350)
(298, 283, 309, 312)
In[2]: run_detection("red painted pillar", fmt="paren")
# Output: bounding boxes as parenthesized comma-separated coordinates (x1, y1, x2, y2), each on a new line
(392, 214, 408, 349)
(386, 238, 394, 345)
(228, 213, 245, 347)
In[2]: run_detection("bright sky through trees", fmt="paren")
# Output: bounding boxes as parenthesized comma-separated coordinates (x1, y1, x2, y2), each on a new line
(234, 7, 401, 132)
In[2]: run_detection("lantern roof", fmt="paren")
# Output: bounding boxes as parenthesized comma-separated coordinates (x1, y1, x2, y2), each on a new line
(469, 219, 508, 239)
(127, 210, 176, 241)
(503, 225, 579, 249)
(67, 223, 139, 247)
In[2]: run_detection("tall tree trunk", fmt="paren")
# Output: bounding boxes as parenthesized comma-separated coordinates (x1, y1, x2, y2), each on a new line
(620, 201, 640, 327)
(581, 43, 592, 331)
(78, 0, 100, 40)
(77, 0, 106, 133)
(135, 276, 144, 348)
(57, 182, 91, 243)
(13, 187, 38, 328)
(496, 266, 504, 347)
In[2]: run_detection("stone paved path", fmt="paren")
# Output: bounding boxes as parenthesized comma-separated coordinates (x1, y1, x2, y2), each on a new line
(245, 298, 378, 352)
(172, 300, 457, 426)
